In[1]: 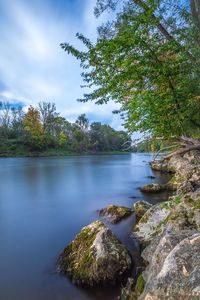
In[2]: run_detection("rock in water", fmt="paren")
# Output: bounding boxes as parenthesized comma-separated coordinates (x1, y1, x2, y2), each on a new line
(58, 220, 132, 285)
(99, 204, 133, 223)
(134, 201, 152, 222)
(140, 183, 165, 193)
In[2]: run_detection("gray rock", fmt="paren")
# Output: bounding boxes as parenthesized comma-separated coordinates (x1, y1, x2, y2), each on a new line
(136, 151, 200, 300)
(134, 202, 170, 246)
(139, 232, 200, 300)
(58, 220, 132, 285)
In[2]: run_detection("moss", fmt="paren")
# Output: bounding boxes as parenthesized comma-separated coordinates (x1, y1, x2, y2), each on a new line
(186, 197, 200, 209)
(135, 274, 145, 295)
(174, 196, 182, 205)
(161, 201, 172, 210)
(60, 221, 105, 283)
(106, 205, 131, 215)
(138, 211, 150, 224)
(100, 205, 132, 223)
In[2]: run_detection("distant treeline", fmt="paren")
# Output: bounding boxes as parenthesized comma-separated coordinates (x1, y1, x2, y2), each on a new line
(0, 101, 131, 156)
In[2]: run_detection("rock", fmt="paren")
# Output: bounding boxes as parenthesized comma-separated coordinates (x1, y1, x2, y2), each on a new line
(146, 175, 156, 179)
(136, 151, 200, 300)
(140, 183, 165, 193)
(134, 201, 152, 222)
(134, 202, 171, 247)
(99, 204, 133, 223)
(120, 275, 145, 300)
(58, 220, 132, 285)
(139, 232, 200, 300)
(150, 159, 175, 173)
(167, 193, 200, 231)
(120, 277, 135, 300)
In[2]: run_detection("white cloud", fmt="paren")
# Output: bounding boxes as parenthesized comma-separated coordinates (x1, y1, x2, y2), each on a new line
(0, 0, 123, 129)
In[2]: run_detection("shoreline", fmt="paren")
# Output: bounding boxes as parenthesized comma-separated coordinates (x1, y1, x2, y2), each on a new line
(0, 150, 132, 158)
(122, 149, 200, 299)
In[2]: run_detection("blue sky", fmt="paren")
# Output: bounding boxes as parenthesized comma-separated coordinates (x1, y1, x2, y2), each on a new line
(0, 0, 123, 129)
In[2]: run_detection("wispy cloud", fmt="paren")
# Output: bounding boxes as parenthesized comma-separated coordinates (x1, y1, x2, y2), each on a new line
(0, 0, 122, 128)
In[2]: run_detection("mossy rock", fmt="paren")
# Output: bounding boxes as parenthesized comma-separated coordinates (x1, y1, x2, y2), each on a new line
(134, 201, 152, 222)
(150, 160, 176, 173)
(58, 220, 132, 285)
(99, 204, 133, 223)
(140, 183, 165, 193)
(134, 203, 171, 246)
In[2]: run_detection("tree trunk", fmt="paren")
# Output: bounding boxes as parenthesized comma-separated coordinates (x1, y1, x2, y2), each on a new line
(190, 0, 200, 31)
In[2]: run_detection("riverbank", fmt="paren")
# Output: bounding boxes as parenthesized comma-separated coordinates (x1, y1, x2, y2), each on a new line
(0, 148, 131, 158)
(122, 149, 200, 299)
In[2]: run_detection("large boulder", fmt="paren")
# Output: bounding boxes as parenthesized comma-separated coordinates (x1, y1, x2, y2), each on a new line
(134, 193, 200, 245)
(58, 220, 132, 285)
(99, 204, 133, 223)
(139, 231, 200, 300)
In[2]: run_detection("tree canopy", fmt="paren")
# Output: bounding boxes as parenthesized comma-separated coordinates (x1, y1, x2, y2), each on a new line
(61, 0, 200, 139)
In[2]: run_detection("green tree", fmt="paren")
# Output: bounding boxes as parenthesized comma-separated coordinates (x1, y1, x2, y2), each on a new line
(61, 0, 200, 140)
(24, 106, 44, 149)
(38, 101, 59, 145)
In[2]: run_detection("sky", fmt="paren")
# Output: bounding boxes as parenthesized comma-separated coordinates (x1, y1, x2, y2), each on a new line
(0, 0, 123, 129)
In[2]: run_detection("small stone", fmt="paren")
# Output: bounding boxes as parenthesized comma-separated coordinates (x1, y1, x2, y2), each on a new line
(182, 265, 189, 277)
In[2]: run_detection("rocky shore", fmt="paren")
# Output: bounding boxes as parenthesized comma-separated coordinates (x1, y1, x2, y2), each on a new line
(122, 150, 200, 300)
(58, 150, 200, 299)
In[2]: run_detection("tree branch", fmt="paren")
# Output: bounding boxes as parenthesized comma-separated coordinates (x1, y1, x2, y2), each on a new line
(133, 0, 198, 65)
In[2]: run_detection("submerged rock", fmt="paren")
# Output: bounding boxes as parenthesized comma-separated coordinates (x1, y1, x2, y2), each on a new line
(99, 204, 133, 223)
(58, 220, 132, 285)
(134, 201, 152, 222)
(146, 175, 156, 179)
(140, 183, 165, 193)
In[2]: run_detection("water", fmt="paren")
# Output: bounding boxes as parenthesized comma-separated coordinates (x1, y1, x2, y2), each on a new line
(0, 154, 171, 300)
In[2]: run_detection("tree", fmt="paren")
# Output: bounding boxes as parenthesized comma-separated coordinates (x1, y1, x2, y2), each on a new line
(24, 106, 44, 149)
(191, 0, 200, 31)
(38, 101, 58, 145)
(75, 114, 89, 131)
(61, 0, 200, 140)
(0, 102, 11, 137)
(11, 106, 24, 138)
(0, 101, 131, 154)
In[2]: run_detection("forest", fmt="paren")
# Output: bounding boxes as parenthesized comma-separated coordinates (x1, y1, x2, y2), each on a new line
(0, 101, 131, 156)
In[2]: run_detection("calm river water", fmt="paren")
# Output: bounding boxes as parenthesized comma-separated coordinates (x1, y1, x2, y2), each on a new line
(0, 154, 170, 300)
